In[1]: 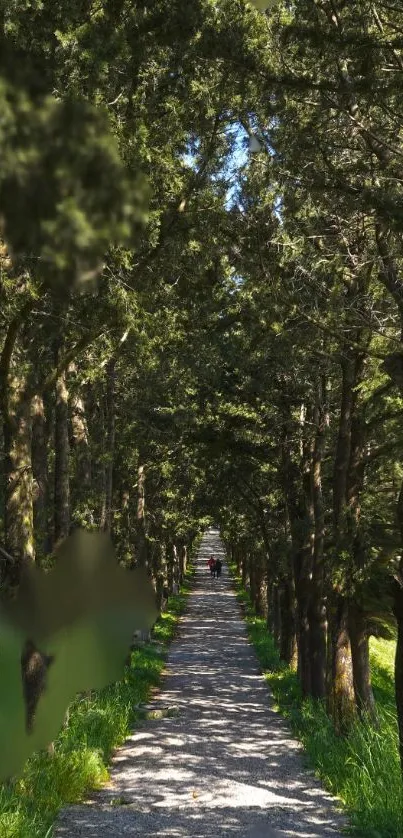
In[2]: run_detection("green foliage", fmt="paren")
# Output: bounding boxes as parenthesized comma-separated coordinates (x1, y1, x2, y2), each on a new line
(1, 0, 403, 822)
(0, 85, 143, 292)
(247, 0, 271, 9)
(0, 620, 28, 782)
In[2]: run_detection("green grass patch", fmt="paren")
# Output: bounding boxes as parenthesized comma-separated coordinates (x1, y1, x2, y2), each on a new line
(0, 565, 195, 838)
(229, 564, 402, 838)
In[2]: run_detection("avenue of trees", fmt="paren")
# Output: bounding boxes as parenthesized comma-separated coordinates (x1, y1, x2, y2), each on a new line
(2, 0, 403, 780)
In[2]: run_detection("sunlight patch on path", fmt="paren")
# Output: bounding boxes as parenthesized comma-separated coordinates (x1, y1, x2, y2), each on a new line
(55, 529, 348, 838)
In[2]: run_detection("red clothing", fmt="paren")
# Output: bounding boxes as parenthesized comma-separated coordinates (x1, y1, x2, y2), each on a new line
(207, 557, 215, 569)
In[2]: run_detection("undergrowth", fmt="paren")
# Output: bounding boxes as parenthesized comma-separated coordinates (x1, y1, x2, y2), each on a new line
(231, 567, 402, 838)
(0, 566, 194, 838)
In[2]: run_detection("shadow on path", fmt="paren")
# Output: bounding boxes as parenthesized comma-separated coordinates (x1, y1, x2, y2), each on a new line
(55, 530, 348, 838)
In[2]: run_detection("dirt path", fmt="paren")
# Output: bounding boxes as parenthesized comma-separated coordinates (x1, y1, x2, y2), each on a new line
(55, 530, 348, 837)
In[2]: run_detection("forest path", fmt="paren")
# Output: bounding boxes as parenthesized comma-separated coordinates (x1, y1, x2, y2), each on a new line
(55, 530, 348, 837)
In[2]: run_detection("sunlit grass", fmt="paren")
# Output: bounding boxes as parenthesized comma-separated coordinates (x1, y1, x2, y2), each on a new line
(230, 564, 402, 838)
(0, 565, 194, 838)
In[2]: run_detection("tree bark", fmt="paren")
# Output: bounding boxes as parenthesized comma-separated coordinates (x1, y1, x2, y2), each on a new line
(282, 413, 314, 698)
(249, 554, 257, 609)
(179, 543, 187, 584)
(3, 382, 35, 586)
(328, 352, 364, 726)
(152, 540, 165, 611)
(279, 576, 298, 666)
(326, 596, 356, 733)
(309, 378, 328, 700)
(272, 583, 281, 646)
(54, 370, 70, 544)
(166, 542, 174, 595)
(70, 391, 91, 496)
(241, 548, 249, 588)
(392, 482, 403, 774)
(298, 423, 315, 697)
(375, 230, 403, 774)
(346, 411, 377, 717)
(333, 356, 356, 532)
(266, 577, 274, 633)
(394, 571, 403, 774)
(135, 462, 148, 569)
(101, 360, 116, 534)
(348, 601, 377, 721)
(31, 394, 49, 561)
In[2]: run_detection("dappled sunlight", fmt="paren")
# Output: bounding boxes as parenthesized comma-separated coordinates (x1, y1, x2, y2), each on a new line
(55, 531, 347, 837)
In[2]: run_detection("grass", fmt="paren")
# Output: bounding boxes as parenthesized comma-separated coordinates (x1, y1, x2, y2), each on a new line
(0, 566, 194, 838)
(230, 567, 402, 838)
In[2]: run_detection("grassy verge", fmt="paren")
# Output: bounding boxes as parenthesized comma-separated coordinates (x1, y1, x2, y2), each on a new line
(230, 566, 402, 838)
(0, 566, 195, 838)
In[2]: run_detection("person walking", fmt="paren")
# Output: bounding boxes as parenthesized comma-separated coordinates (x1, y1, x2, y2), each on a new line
(207, 556, 216, 578)
(215, 557, 222, 579)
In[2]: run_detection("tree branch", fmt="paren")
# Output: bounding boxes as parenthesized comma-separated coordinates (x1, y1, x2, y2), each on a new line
(35, 330, 104, 398)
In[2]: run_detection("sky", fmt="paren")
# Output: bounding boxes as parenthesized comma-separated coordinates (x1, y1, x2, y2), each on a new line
(183, 121, 250, 210)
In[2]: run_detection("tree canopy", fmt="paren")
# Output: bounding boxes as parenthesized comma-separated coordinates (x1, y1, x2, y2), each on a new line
(2, 0, 403, 783)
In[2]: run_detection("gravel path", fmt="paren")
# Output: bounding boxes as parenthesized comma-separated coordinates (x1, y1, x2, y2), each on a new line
(55, 530, 348, 837)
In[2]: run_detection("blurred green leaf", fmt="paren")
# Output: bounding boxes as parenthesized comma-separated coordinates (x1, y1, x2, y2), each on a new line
(0, 531, 158, 780)
(0, 620, 31, 780)
(247, 0, 270, 10)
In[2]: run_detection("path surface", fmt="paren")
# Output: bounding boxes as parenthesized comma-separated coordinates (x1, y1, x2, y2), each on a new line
(55, 530, 348, 837)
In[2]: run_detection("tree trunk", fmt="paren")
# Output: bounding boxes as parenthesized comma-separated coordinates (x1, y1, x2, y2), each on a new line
(172, 544, 180, 592)
(329, 351, 364, 724)
(394, 572, 403, 774)
(70, 391, 91, 496)
(272, 583, 281, 646)
(100, 360, 115, 534)
(167, 542, 174, 595)
(135, 462, 148, 569)
(287, 407, 315, 698)
(296, 587, 311, 697)
(0, 305, 35, 587)
(346, 413, 376, 718)
(241, 549, 249, 588)
(152, 541, 165, 611)
(54, 370, 70, 545)
(249, 555, 257, 609)
(393, 483, 403, 773)
(31, 394, 49, 561)
(280, 414, 315, 693)
(309, 378, 328, 700)
(326, 595, 356, 733)
(348, 602, 377, 721)
(279, 577, 297, 666)
(3, 381, 35, 587)
(179, 544, 187, 584)
(254, 552, 268, 618)
(266, 577, 274, 633)
(118, 487, 131, 565)
(309, 593, 327, 700)
(375, 225, 403, 772)
(234, 543, 242, 575)
(333, 356, 356, 531)
(235, 544, 241, 582)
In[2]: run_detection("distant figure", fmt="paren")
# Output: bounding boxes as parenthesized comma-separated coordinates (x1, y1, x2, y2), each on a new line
(215, 558, 222, 579)
(207, 556, 216, 577)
